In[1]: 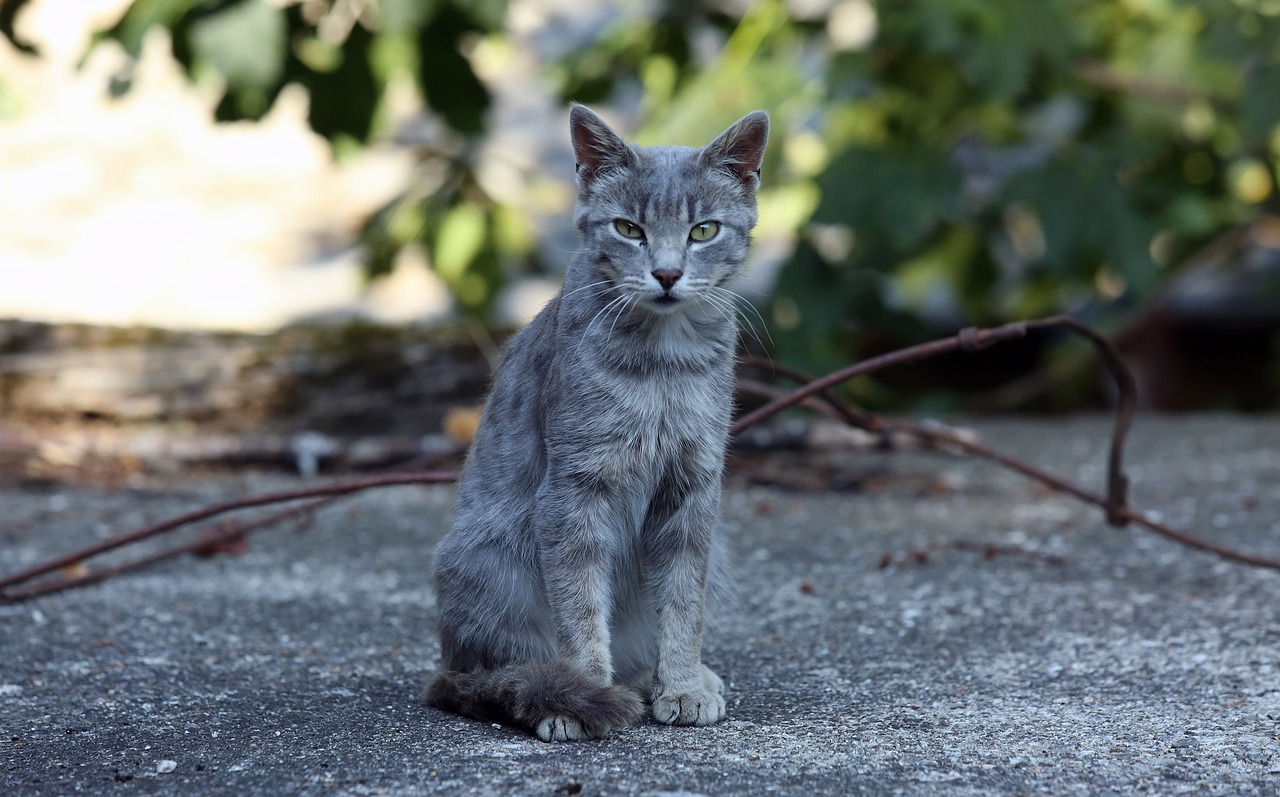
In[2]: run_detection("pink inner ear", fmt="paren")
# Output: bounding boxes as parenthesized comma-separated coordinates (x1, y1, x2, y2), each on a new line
(704, 112, 770, 186)
(570, 107, 633, 182)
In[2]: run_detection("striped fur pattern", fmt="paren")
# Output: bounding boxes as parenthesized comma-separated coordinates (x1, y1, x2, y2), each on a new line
(427, 105, 769, 741)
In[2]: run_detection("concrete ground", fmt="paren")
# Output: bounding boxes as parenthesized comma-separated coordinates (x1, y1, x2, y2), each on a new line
(2, 416, 1278, 796)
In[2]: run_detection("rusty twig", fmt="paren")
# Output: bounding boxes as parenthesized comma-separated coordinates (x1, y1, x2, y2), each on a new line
(882, 420, 1280, 570)
(0, 472, 457, 599)
(731, 316, 1136, 527)
(735, 318, 1275, 571)
(735, 378, 853, 425)
(730, 321, 1035, 435)
(738, 356, 883, 433)
(1, 315, 1275, 604)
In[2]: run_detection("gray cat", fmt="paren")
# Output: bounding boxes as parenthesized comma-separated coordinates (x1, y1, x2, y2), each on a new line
(425, 105, 769, 741)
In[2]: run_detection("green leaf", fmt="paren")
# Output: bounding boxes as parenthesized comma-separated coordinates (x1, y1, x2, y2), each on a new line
(434, 204, 487, 283)
(190, 0, 286, 99)
(288, 18, 380, 141)
(417, 4, 491, 135)
(380, 0, 440, 33)
(452, 0, 508, 31)
(1242, 62, 1280, 149)
(106, 0, 204, 56)
(813, 146, 960, 251)
(769, 240, 858, 374)
(1004, 155, 1156, 296)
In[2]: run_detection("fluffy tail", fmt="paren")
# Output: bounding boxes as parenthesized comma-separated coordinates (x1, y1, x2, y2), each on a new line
(425, 660, 643, 741)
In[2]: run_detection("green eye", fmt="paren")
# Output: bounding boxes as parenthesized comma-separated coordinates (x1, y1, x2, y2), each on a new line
(690, 221, 720, 242)
(613, 219, 644, 239)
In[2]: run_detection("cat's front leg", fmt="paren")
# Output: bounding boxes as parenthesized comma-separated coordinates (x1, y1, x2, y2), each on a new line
(534, 480, 622, 684)
(647, 483, 727, 727)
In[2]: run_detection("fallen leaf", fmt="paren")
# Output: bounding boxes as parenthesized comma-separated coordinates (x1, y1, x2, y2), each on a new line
(443, 406, 482, 444)
(58, 562, 91, 579)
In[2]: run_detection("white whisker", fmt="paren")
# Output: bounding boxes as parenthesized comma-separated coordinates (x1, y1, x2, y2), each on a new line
(712, 287, 774, 348)
(700, 290, 739, 328)
(606, 294, 636, 340)
(562, 279, 616, 300)
(576, 293, 630, 356)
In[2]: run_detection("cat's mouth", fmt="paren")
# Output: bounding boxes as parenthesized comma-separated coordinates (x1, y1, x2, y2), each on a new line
(652, 294, 679, 307)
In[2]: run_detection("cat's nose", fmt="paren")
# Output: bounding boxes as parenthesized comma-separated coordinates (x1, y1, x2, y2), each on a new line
(652, 269, 682, 291)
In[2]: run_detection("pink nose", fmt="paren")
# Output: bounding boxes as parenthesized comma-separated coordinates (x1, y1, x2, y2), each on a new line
(652, 269, 682, 290)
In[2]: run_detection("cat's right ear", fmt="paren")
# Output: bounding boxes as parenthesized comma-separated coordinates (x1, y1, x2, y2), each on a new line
(569, 105, 635, 189)
(701, 110, 770, 195)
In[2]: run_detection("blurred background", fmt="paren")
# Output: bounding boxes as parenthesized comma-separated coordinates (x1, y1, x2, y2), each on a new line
(2, 0, 1279, 479)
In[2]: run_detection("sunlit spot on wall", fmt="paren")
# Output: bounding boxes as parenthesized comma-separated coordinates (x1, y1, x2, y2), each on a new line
(1003, 205, 1046, 263)
(772, 296, 802, 331)
(315, 0, 365, 45)
(1148, 230, 1177, 267)
(1094, 266, 1127, 300)
(784, 130, 829, 177)
(1180, 102, 1216, 142)
(361, 244, 453, 324)
(806, 223, 855, 263)
(0, 4, 417, 330)
(786, 0, 838, 21)
(827, 0, 877, 51)
(1229, 158, 1273, 204)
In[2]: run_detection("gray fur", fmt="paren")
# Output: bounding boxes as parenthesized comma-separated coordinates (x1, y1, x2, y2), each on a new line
(426, 105, 769, 742)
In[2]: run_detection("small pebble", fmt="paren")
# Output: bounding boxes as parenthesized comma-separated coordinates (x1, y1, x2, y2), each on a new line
(156, 760, 177, 774)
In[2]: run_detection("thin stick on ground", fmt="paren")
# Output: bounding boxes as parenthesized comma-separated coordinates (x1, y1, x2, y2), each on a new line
(732, 315, 1136, 526)
(738, 322, 1275, 570)
(0, 492, 349, 602)
(0, 472, 457, 597)
(1, 315, 1275, 604)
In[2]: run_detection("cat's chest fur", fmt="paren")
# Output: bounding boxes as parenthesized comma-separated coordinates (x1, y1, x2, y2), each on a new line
(548, 313, 735, 493)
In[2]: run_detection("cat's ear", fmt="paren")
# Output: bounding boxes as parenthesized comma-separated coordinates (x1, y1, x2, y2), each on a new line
(569, 105, 635, 188)
(701, 110, 770, 193)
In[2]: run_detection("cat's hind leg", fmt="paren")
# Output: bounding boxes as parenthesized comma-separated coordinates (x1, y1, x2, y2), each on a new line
(425, 660, 643, 741)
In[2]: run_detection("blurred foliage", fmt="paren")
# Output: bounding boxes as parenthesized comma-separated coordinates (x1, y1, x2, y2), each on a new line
(96, 0, 511, 311)
(78, 0, 1280, 407)
(776, 0, 1280, 387)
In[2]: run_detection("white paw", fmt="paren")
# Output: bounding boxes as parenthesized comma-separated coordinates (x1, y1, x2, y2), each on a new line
(701, 665, 724, 696)
(536, 715, 589, 742)
(651, 685, 726, 727)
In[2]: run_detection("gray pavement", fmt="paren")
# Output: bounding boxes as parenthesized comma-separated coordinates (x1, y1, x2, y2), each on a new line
(2, 416, 1279, 796)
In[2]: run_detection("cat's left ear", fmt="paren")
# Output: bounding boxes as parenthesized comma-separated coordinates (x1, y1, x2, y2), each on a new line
(701, 111, 770, 194)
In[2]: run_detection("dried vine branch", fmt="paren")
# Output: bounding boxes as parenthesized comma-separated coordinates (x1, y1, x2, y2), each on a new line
(738, 320, 1276, 570)
(0, 492, 350, 602)
(2, 315, 1275, 604)
(733, 315, 1136, 525)
(0, 473, 457, 599)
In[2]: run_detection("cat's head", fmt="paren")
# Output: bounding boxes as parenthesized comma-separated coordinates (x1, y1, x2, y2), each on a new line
(568, 105, 769, 317)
